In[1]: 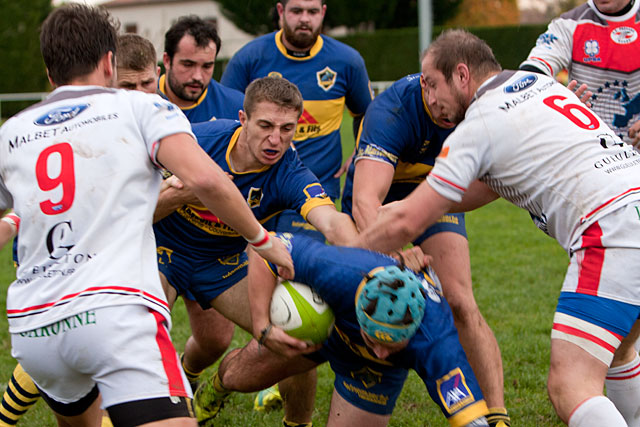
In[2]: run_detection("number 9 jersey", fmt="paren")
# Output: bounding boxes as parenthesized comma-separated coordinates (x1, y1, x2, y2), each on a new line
(427, 70, 640, 252)
(0, 85, 194, 333)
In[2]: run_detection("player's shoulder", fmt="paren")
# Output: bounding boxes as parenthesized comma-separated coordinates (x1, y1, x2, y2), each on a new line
(320, 35, 365, 61)
(557, 2, 597, 22)
(192, 118, 240, 138)
(235, 32, 276, 54)
(209, 79, 244, 100)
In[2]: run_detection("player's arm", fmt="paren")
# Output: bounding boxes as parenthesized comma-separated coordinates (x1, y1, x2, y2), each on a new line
(0, 211, 17, 250)
(247, 249, 314, 357)
(153, 175, 200, 223)
(306, 205, 359, 246)
(157, 133, 293, 278)
(358, 180, 453, 253)
(448, 180, 499, 213)
(351, 158, 395, 231)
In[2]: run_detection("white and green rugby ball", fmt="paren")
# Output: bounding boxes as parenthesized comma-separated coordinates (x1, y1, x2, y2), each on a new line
(270, 280, 335, 344)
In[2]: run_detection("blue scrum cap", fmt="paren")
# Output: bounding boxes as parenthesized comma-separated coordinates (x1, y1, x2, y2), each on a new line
(355, 265, 426, 343)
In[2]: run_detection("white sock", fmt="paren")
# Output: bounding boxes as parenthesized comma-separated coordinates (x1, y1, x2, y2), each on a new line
(568, 396, 627, 427)
(607, 353, 640, 427)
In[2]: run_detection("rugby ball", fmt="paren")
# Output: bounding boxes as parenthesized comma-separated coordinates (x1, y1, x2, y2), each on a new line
(270, 280, 334, 344)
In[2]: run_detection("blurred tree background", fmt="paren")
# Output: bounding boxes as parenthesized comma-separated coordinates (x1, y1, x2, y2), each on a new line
(216, 0, 464, 35)
(0, 0, 51, 94)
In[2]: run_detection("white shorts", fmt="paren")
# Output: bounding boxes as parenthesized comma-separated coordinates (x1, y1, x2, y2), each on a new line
(553, 203, 640, 365)
(563, 202, 640, 305)
(11, 304, 192, 409)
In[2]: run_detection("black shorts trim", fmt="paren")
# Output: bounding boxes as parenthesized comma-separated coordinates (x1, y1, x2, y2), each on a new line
(108, 396, 194, 427)
(37, 384, 99, 417)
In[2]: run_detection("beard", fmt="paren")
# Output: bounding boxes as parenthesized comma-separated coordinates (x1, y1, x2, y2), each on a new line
(449, 85, 468, 125)
(282, 20, 321, 50)
(166, 68, 205, 102)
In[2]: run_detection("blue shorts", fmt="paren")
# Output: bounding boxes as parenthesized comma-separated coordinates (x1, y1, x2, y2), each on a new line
(305, 331, 408, 415)
(263, 210, 326, 243)
(305, 325, 485, 419)
(341, 182, 466, 245)
(157, 247, 248, 309)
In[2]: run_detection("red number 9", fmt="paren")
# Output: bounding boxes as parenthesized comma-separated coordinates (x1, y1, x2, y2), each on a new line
(35, 143, 76, 215)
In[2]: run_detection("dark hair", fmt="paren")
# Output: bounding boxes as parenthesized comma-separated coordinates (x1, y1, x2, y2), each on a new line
(427, 29, 501, 83)
(280, 0, 325, 6)
(40, 4, 119, 86)
(243, 76, 304, 119)
(164, 15, 221, 61)
(117, 34, 157, 71)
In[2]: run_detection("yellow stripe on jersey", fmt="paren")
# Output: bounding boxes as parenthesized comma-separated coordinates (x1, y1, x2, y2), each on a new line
(295, 98, 345, 142)
(300, 196, 335, 220)
(447, 401, 490, 427)
(274, 29, 324, 61)
(393, 161, 433, 183)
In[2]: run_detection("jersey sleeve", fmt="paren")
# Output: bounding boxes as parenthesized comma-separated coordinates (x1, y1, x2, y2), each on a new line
(220, 47, 254, 93)
(129, 92, 195, 167)
(344, 52, 373, 116)
(426, 110, 491, 203)
(354, 89, 410, 168)
(276, 150, 335, 220)
(0, 179, 13, 210)
(519, 18, 577, 77)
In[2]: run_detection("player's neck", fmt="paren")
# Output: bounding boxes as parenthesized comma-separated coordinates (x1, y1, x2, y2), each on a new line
(230, 130, 261, 173)
(280, 33, 314, 57)
(163, 80, 194, 109)
(596, 0, 634, 16)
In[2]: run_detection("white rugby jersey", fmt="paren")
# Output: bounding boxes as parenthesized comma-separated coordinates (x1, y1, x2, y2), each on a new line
(0, 85, 194, 332)
(520, 0, 640, 144)
(427, 71, 640, 252)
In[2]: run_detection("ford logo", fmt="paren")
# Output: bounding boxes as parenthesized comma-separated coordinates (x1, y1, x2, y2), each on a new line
(504, 74, 538, 93)
(34, 104, 89, 126)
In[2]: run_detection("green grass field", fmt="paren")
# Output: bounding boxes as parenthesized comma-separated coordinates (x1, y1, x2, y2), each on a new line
(0, 112, 569, 425)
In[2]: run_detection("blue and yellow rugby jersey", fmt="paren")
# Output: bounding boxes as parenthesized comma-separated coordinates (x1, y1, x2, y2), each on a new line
(158, 75, 244, 123)
(342, 73, 453, 215)
(221, 30, 373, 199)
(265, 234, 488, 423)
(153, 120, 334, 259)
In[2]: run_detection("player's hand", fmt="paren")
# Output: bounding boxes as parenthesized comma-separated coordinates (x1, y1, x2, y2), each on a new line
(262, 326, 321, 358)
(333, 151, 354, 178)
(393, 246, 431, 271)
(253, 237, 295, 280)
(567, 80, 593, 108)
(160, 176, 200, 205)
(628, 121, 640, 149)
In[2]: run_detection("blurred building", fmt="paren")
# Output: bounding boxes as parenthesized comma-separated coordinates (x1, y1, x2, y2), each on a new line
(100, 0, 253, 60)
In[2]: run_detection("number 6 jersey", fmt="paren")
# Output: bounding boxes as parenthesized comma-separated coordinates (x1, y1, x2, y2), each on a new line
(427, 71, 640, 252)
(0, 85, 194, 333)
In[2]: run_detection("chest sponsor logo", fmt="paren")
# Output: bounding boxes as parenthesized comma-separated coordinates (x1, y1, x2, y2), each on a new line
(583, 39, 602, 63)
(504, 74, 537, 93)
(297, 109, 321, 137)
(611, 27, 637, 45)
(437, 368, 475, 413)
(316, 66, 338, 91)
(34, 104, 89, 126)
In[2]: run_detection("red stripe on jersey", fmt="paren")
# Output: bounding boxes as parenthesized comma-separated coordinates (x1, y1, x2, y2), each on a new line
(580, 187, 640, 223)
(150, 310, 188, 397)
(429, 173, 467, 192)
(576, 222, 604, 295)
(6, 286, 169, 315)
(552, 322, 617, 354)
(530, 56, 554, 75)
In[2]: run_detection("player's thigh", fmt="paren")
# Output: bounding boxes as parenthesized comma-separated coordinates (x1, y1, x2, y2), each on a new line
(419, 231, 473, 304)
(210, 276, 252, 333)
(138, 417, 196, 427)
(613, 319, 640, 366)
(184, 297, 234, 344)
(159, 271, 178, 309)
(327, 389, 391, 427)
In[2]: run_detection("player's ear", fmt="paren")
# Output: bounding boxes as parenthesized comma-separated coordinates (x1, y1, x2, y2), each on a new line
(456, 63, 470, 87)
(238, 109, 247, 126)
(276, 2, 285, 16)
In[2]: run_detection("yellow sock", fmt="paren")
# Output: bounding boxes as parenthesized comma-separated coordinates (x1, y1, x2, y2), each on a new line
(0, 364, 40, 426)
